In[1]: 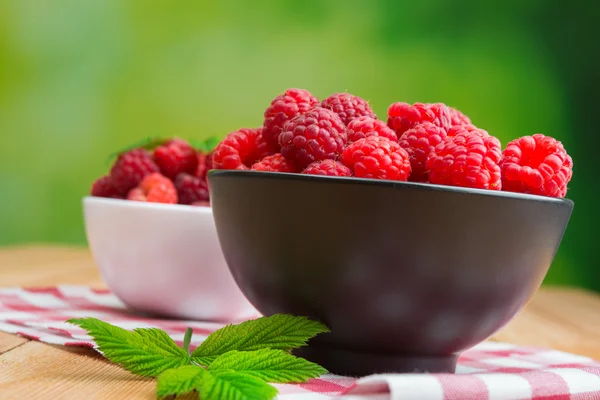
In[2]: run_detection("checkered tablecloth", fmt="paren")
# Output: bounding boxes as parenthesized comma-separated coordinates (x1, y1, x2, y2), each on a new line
(1, 286, 600, 400)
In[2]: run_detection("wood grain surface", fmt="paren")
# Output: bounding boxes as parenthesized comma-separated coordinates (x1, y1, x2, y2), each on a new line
(0, 245, 598, 399)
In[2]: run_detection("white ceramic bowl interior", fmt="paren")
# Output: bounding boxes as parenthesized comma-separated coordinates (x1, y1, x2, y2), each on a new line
(83, 196, 259, 322)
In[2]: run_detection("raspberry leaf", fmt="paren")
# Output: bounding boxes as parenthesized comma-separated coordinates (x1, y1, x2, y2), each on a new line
(157, 366, 278, 400)
(190, 314, 330, 366)
(209, 349, 327, 383)
(191, 136, 220, 153)
(67, 318, 189, 377)
(200, 370, 278, 400)
(106, 137, 167, 163)
(156, 365, 207, 398)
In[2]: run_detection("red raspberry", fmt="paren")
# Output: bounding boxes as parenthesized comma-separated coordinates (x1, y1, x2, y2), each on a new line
(127, 173, 177, 203)
(110, 149, 160, 194)
(341, 136, 411, 181)
(90, 175, 123, 198)
(398, 122, 448, 182)
(249, 130, 279, 162)
(447, 124, 489, 138)
(346, 116, 398, 143)
(321, 93, 376, 125)
(499, 134, 573, 198)
(263, 88, 319, 146)
(195, 151, 213, 179)
(448, 106, 472, 127)
(153, 139, 198, 180)
(212, 128, 266, 170)
(387, 102, 452, 137)
(251, 153, 298, 173)
(427, 133, 502, 190)
(302, 159, 352, 177)
(174, 173, 210, 204)
(279, 107, 347, 168)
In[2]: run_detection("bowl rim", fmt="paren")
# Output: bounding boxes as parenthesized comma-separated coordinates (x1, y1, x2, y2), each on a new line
(82, 195, 213, 213)
(208, 170, 574, 206)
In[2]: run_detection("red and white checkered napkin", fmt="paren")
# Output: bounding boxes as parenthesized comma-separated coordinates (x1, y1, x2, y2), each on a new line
(1, 286, 600, 400)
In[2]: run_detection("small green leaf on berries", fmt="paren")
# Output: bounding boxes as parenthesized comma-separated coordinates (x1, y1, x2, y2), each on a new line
(191, 136, 221, 153)
(106, 137, 167, 163)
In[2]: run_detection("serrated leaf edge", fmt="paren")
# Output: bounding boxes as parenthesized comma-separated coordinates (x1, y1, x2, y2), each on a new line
(191, 314, 330, 364)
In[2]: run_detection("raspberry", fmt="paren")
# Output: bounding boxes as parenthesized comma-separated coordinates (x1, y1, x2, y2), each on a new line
(213, 128, 266, 170)
(341, 136, 411, 181)
(427, 133, 502, 190)
(174, 173, 210, 204)
(110, 148, 160, 194)
(346, 116, 398, 143)
(127, 173, 177, 203)
(321, 93, 376, 125)
(448, 106, 472, 127)
(249, 130, 279, 162)
(263, 88, 319, 146)
(302, 159, 352, 176)
(398, 122, 448, 182)
(153, 138, 198, 180)
(279, 107, 347, 168)
(251, 153, 298, 173)
(387, 102, 452, 137)
(499, 134, 573, 198)
(90, 175, 123, 198)
(195, 151, 213, 179)
(447, 124, 489, 138)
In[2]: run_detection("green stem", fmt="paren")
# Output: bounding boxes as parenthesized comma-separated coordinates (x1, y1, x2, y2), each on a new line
(183, 327, 193, 354)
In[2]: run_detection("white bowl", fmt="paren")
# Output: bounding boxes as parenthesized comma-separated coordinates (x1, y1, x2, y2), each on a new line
(82, 196, 259, 322)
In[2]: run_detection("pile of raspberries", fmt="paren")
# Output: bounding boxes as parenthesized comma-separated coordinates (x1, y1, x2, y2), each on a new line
(90, 139, 212, 205)
(91, 88, 573, 203)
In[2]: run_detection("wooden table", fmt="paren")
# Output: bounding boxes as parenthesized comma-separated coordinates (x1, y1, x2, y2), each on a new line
(0, 245, 599, 399)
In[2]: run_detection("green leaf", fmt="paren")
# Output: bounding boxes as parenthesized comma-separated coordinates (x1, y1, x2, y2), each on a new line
(190, 136, 221, 153)
(191, 314, 330, 366)
(68, 317, 189, 377)
(199, 370, 278, 400)
(106, 137, 167, 163)
(209, 349, 327, 383)
(156, 365, 207, 398)
(157, 367, 277, 400)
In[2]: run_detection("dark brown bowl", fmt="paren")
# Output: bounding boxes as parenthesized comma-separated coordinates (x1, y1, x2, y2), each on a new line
(207, 170, 574, 376)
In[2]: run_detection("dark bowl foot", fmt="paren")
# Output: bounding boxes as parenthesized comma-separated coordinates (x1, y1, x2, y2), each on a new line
(295, 345, 458, 376)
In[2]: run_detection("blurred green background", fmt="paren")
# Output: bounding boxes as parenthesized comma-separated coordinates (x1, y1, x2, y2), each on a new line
(1, 1, 598, 290)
